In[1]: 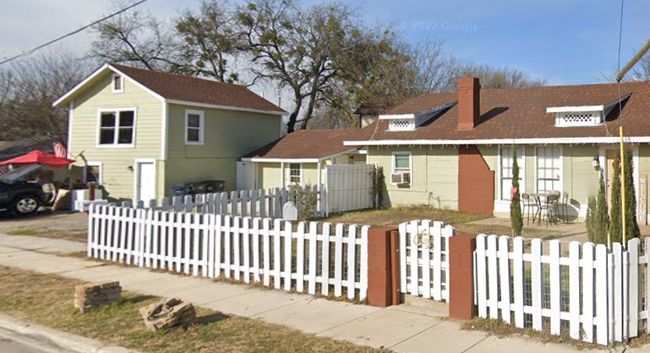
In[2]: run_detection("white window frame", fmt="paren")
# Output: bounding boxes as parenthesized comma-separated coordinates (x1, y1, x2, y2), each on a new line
(391, 151, 412, 186)
(111, 74, 124, 93)
(534, 146, 563, 194)
(184, 109, 205, 145)
(83, 162, 103, 184)
(498, 146, 526, 201)
(96, 108, 137, 148)
(289, 163, 302, 185)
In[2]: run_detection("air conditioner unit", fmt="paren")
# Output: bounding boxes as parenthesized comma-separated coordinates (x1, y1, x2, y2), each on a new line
(391, 172, 410, 184)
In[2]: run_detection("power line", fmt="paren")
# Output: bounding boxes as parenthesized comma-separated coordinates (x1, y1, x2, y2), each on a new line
(0, 0, 149, 67)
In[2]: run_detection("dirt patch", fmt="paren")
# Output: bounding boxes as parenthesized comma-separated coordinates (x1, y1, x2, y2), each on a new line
(0, 266, 392, 353)
(0, 211, 88, 242)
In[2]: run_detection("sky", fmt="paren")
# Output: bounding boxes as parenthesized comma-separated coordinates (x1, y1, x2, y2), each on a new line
(1, 0, 649, 86)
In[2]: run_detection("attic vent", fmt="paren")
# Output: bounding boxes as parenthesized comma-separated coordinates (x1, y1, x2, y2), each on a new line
(556, 111, 602, 127)
(389, 119, 415, 131)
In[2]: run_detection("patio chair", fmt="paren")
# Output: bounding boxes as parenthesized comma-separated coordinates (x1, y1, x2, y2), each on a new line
(522, 193, 537, 225)
(539, 193, 560, 227)
(560, 191, 570, 223)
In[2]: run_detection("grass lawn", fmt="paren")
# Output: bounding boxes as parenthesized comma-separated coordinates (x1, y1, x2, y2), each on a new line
(4, 228, 87, 242)
(323, 206, 564, 239)
(0, 266, 391, 353)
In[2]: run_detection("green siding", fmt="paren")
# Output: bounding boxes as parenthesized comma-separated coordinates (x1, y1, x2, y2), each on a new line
(164, 104, 282, 195)
(368, 146, 458, 209)
(257, 162, 321, 189)
(70, 72, 163, 201)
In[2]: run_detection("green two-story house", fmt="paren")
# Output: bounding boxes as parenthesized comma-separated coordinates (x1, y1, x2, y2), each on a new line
(54, 64, 285, 203)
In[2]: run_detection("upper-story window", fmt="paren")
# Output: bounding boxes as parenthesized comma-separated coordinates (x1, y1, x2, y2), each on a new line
(112, 74, 123, 93)
(98, 109, 136, 146)
(185, 110, 204, 145)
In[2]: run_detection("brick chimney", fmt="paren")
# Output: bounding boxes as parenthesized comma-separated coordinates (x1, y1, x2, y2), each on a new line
(457, 77, 481, 131)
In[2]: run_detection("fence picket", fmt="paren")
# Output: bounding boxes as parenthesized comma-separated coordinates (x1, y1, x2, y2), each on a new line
(399, 222, 407, 295)
(613, 242, 623, 342)
(296, 222, 306, 293)
(487, 235, 499, 320)
(629, 238, 639, 338)
(476, 234, 488, 318)
(253, 218, 261, 283)
(498, 236, 511, 324)
(359, 225, 369, 301)
(233, 216, 241, 281)
(512, 237, 524, 328)
(408, 220, 419, 296)
(531, 239, 543, 330)
(549, 240, 561, 335)
(582, 242, 595, 343)
(273, 218, 281, 289)
(334, 224, 344, 297)
(321, 223, 332, 296)
(347, 225, 358, 300)
(262, 218, 271, 286)
(308, 222, 318, 295)
(243, 217, 251, 283)
(283, 221, 292, 291)
(595, 244, 608, 346)
(568, 241, 580, 340)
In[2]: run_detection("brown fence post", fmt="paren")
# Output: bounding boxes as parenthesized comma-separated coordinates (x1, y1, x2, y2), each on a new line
(367, 226, 400, 307)
(449, 233, 478, 320)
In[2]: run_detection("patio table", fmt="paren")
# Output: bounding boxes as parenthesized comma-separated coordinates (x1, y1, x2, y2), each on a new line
(529, 192, 559, 226)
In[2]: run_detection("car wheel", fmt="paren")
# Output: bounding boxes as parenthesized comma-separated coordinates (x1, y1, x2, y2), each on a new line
(12, 195, 40, 216)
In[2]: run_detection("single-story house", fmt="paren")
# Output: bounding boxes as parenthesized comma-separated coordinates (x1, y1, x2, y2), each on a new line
(240, 129, 368, 190)
(53, 64, 285, 203)
(343, 77, 650, 221)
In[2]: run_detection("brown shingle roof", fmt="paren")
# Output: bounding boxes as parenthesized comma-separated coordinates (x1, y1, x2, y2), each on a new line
(245, 128, 373, 160)
(347, 80, 650, 142)
(112, 64, 285, 114)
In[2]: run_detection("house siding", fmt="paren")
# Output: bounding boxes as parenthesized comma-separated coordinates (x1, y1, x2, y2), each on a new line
(69, 72, 163, 201)
(257, 162, 321, 189)
(368, 146, 458, 209)
(165, 104, 282, 195)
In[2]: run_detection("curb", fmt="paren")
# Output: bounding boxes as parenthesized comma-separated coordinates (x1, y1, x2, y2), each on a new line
(0, 313, 140, 353)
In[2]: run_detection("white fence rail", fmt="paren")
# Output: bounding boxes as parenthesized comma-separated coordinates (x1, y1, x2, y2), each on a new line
(325, 164, 375, 214)
(131, 185, 325, 220)
(474, 235, 650, 346)
(88, 204, 368, 300)
(398, 220, 454, 301)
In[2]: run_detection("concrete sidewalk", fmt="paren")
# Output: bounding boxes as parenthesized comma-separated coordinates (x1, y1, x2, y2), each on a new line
(0, 234, 636, 353)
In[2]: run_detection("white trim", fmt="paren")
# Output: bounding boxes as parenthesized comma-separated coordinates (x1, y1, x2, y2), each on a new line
(161, 102, 168, 160)
(344, 136, 650, 146)
(67, 101, 74, 159)
(83, 162, 103, 184)
(109, 66, 165, 102)
(53, 64, 110, 107)
(280, 162, 285, 188)
(497, 146, 526, 202)
(633, 145, 640, 217)
(391, 151, 412, 186)
(111, 73, 124, 93)
(96, 107, 138, 148)
(133, 159, 157, 203)
(184, 109, 205, 145)
(546, 106, 604, 113)
(379, 114, 414, 120)
(166, 99, 285, 117)
(242, 148, 359, 164)
(53, 64, 166, 107)
(533, 146, 563, 194)
(244, 157, 320, 163)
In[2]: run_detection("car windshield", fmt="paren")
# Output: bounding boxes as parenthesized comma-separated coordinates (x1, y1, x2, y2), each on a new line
(0, 164, 43, 184)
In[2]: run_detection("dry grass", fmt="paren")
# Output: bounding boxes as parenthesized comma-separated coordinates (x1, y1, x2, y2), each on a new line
(4, 228, 87, 242)
(0, 266, 392, 353)
(462, 317, 603, 350)
(323, 206, 490, 228)
(323, 206, 564, 239)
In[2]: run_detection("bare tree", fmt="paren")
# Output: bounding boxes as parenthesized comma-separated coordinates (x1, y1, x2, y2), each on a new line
(91, 6, 181, 72)
(454, 63, 548, 89)
(630, 52, 650, 81)
(0, 52, 93, 142)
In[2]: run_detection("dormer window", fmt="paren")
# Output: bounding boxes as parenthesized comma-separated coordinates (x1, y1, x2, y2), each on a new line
(547, 94, 631, 127)
(382, 102, 456, 132)
(112, 74, 123, 93)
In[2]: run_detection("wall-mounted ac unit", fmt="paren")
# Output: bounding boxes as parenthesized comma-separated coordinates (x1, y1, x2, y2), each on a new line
(391, 172, 410, 184)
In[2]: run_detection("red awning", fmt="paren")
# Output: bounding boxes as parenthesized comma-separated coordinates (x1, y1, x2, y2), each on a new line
(0, 150, 75, 168)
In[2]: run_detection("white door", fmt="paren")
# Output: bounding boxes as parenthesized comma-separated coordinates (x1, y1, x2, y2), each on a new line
(137, 161, 156, 203)
(237, 161, 257, 190)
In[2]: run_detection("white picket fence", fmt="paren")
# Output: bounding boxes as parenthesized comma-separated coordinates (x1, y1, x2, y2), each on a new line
(131, 185, 325, 220)
(398, 220, 454, 301)
(88, 204, 369, 300)
(325, 164, 375, 214)
(474, 235, 650, 346)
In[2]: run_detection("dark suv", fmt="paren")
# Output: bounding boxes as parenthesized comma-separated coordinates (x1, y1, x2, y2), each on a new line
(0, 164, 51, 216)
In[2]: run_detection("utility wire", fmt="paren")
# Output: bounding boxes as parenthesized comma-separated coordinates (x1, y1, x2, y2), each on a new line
(0, 0, 149, 67)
